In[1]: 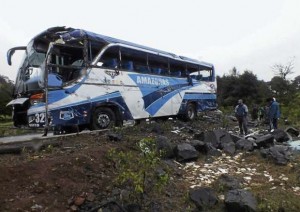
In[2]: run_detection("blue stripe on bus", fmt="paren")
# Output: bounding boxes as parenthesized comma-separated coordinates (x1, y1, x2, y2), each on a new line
(29, 91, 122, 114)
(143, 84, 187, 108)
(56, 91, 122, 111)
(183, 93, 216, 100)
(145, 86, 191, 116)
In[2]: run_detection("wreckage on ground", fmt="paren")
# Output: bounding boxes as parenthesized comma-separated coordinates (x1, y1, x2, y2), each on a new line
(6, 26, 217, 134)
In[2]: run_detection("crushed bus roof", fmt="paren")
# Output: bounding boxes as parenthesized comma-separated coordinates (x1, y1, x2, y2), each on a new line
(36, 26, 213, 68)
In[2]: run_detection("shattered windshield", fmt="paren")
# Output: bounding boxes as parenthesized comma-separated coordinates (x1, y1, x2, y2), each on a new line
(16, 40, 47, 82)
(22, 40, 47, 68)
(27, 51, 46, 67)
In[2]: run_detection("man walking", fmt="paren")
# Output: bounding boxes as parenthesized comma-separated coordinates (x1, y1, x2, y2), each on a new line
(235, 99, 248, 135)
(268, 97, 280, 131)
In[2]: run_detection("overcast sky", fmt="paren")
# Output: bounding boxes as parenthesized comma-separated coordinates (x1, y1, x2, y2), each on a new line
(0, 0, 299, 82)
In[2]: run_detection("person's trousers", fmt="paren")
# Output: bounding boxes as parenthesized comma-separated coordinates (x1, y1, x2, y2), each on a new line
(237, 116, 248, 135)
(270, 118, 278, 130)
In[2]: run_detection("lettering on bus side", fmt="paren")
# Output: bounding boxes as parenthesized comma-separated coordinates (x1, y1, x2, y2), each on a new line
(136, 76, 169, 86)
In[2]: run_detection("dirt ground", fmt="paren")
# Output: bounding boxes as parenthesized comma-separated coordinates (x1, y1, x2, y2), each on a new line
(0, 119, 197, 212)
(0, 134, 116, 211)
(0, 117, 300, 211)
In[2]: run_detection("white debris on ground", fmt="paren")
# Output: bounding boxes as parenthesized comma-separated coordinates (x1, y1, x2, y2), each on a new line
(176, 152, 300, 195)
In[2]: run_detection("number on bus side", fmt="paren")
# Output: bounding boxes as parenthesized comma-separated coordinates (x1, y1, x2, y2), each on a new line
(35, 113, 45, 123)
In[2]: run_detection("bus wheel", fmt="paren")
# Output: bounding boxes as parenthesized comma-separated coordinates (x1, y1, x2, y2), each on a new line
(183, 103, 197, 121)
(92, 107, 116, 130)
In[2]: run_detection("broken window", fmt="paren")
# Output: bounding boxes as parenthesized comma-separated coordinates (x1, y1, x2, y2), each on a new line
(99, 46, 120, 69)
(169, 59, 185, 77)
(47, 44, 85, 83)
(148, 53, 169, 75)
(189, 65, 213, 81)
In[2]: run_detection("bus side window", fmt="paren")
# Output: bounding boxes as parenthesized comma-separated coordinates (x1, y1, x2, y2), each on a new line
(103, 58, 118, 69)
(160, 69, 168, 75)
(148, 53, 168, 76)
(152, 68, 161, 75)
(120, 47, 147, 73)
(136, 65, 150, 74)
(196, 74, 202, 80)
(184, 71, 190, 77)
(171, 70, 182, 77)
(199, 70, 212, 81)
(121, 60, 134, 71)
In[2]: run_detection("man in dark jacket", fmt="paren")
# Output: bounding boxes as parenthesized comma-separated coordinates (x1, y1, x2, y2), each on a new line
(235, 99, 248, 135)
(267, 97, 280, 130)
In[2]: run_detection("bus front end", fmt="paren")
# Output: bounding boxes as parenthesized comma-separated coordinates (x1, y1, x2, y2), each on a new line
(6, 27, 89, 132)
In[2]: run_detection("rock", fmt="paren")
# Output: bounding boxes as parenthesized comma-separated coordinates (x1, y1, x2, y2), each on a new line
(151, 124, 164, 134)
(190, 140, 206, 153)
(230, 134, 243, 143)
(107, 133, 122, 141)
(236, 139, 255, 151)
(217, 174, 241, 190)
(221, 142, 236, 155)
(204, 129, 233, 149)
(255, 134, 274, 148)
(260, 145, 292, 165)
(225, 189, 257, 212)
(271, 129, 290, 143)
(189, 187, 218, 210)
(285, 127, 300, 137)
(205, 143, 222, 157)
(175, 143, 199, 162)
(155, 136, 175, 159)
(193, 131, 205, 141)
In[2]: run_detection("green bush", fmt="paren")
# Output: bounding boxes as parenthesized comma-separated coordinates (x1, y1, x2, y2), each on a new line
(108, 137, 169, 204)
(280, 92, 300, 127)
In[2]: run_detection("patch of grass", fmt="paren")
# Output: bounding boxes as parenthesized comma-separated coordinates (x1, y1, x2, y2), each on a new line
(0, 121, 43, 137)
(256, 188, 300, 212)
(240, 152, 300, 212)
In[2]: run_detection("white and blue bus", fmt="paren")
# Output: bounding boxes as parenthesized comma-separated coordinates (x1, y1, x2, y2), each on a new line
(7, 26, 217, 133)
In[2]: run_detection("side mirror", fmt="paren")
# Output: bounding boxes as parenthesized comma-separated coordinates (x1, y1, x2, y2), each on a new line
(7, 46, 26, 65)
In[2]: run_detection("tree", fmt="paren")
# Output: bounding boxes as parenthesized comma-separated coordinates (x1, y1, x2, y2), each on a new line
(217, 70, 268, 107)
(230, 66, 238, 76)
(270, 58, 298, 104)
(272, 57, 295, 80)
(270, 76, 297, 105)
(292, 75, 300, 91)
(0, 75, 14, 117)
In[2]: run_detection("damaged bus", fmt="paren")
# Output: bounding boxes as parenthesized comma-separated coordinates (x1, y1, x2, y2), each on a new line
(7, 26, 217, 134)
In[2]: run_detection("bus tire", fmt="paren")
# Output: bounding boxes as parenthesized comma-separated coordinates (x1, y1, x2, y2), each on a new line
(91, 107, 116, 130)
(183, 103, 197, 121)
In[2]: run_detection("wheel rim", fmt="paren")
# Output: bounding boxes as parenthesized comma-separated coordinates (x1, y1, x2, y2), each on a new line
(97, 113, 111, 128)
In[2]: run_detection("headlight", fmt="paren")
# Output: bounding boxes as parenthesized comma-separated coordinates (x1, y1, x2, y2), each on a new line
(30, 93, 44, 105)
